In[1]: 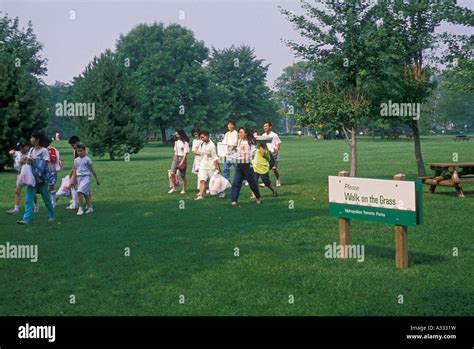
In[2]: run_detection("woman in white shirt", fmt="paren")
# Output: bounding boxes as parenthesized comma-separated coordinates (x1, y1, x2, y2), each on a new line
(191, 129, 202, 190)
(169, 129, 190, 194)
(230, 128, 261, 205)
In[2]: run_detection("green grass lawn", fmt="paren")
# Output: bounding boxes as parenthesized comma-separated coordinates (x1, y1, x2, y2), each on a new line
(0, 135, 473, 316)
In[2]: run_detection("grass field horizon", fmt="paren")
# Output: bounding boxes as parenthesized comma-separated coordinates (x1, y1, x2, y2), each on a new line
(0, 135, 473, 316)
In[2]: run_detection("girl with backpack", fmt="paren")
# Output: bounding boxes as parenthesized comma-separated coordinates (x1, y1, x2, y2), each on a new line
(16, 131, 56, 225)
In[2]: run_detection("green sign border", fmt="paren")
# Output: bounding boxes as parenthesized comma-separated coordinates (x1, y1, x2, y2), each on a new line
(329, 202, 418, 226)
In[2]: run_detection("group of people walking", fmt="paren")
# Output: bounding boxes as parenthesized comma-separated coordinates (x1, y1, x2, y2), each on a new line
(6, 131, 100, 224)
(168, 120, 282, 205)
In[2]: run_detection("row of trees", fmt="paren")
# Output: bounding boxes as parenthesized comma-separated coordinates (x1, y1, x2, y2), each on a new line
(1, 15, 279, 167)
(277, 0, 473, 176)
(71, 23, 279, 159)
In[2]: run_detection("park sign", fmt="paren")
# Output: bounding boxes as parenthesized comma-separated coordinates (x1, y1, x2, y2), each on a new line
(328, 176, 423, 226)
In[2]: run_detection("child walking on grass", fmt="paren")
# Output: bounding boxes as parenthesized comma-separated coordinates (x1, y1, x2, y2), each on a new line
(72, 144, 100, 216)
(251, 143, 277, 199)
(6, 140, 38, 214)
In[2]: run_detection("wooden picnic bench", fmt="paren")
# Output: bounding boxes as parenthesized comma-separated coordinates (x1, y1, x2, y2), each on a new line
(454, 134, 470, 141)
(419, 162, 474, 198)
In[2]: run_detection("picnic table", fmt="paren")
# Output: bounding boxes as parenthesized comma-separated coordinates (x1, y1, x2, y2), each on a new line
(454, 134, 470, 141)
(419, 162, 474, 198)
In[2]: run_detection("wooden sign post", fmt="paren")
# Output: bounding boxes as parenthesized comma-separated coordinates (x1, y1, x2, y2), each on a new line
(329, 172, 422, 269)
(394, 173, 408, 269)
(338, 170, 350, 259)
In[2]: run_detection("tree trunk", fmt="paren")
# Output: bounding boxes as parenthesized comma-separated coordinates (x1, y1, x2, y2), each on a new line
(410, 121, 426, 177)
(350, 127, 357, 177)
(160, 125, 167, 145)
(0, 164, 4, 172)
(109, 151, 115, 161)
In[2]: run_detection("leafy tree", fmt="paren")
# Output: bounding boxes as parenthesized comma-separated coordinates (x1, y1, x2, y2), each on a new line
(116, 23, 209, 142)
(207, 45, 278, 130)
(0, 13, 48, 171)
(281, 1, 378, 176)
(72, 50, 143, 160)
(374, 0, 473, 176)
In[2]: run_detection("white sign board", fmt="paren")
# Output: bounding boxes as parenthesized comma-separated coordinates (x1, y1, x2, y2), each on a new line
(328, 176, 416, 211)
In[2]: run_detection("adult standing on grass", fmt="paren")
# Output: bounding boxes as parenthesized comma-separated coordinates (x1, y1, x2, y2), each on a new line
(66, 136, 81, 210)
(195, 130, 219, 201)
(230, 128, 261, 205)
(222, 120, 238, 182)
(168, 129, 189, 194)
(191, 128, 202, 190)
(16, 131, 56, 225)
(263, 121, 282, 187)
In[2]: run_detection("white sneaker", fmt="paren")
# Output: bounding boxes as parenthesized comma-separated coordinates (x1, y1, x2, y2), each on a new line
(276, 179, 281, 187)
(259, 183, 265, 187)
(34, 205, 39, 213)
(77, 207, 84, 216)
(219, 192, 225, 198)
(244, 180, 249, 186)
(6, 208, 19, 214)
(168, 188, 176, 194)
(194, 195, 204, 201)
(85, 207, 94, 214)
(180, 190, 186, 194)
(206, 189, 210, 194)
(66, 203, 77, 210)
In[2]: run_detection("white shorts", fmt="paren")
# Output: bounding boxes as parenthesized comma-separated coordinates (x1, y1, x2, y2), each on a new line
(198, 168, 215, 182)
(76, 175, 91, 195)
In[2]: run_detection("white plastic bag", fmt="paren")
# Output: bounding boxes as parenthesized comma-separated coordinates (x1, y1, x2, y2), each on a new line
(16, 164, 36, 187)
(209, 173, 231, 195)
(56, 175, 72, 197)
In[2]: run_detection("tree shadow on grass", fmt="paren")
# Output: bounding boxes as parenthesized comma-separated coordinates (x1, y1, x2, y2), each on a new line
(363, 244, 446, 266)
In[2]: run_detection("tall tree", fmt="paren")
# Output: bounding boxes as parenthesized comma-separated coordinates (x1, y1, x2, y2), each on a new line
(207, 45, 278, 130)
(116, 23, 209, 143)
(0, 13, 48, 171)
(281, 1, 378, 176)
(72, 50, 143, 160)
(375, 0, 473, 176)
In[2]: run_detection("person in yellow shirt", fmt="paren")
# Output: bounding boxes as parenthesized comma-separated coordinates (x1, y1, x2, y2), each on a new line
(252, 143, 277, 198)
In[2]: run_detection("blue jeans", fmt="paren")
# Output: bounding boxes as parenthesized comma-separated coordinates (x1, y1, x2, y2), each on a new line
(255, 172, 271, 187)
(223, 157, 236, 181)
(231, 164, 261, 202)
(23, 182, 55, 223)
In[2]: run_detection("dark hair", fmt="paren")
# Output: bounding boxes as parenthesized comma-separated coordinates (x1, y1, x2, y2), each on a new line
(76, 143, 86, 151)
(191, 128, 200, 136)
(199, 130, 209, 137)
(31, 131, 49, 147)
(16, 139, 29, 150)
(238, 127, 256, 145)
(253, 130, 260, 136)
(227, 120, 235, 126)
(257, 142, 268, 150)
(263, 121, 272, 127)
(175, 129, 189, 143)
(68, 135, 80, 145)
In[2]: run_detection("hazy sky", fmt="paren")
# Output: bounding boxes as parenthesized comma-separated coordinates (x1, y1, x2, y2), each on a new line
(2, 0, 473, 88)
